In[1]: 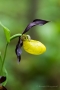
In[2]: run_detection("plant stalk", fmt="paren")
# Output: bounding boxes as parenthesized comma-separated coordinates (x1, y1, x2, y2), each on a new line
(0, 43, 8, 75)
(1, 33, 22, 75)
(10, 34, 22, 41)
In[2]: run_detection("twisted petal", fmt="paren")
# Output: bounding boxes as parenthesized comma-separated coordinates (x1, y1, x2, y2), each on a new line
(22, 19, 49, 34)
(15, 37, 23, 62)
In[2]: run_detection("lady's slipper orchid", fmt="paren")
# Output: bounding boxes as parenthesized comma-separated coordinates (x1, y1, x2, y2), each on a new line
(15, 19, 49, 62)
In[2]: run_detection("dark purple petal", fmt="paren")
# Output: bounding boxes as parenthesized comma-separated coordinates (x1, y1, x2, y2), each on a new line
(0, 76, 6, 83)
(16, 46, 22, 62)
(33, 19, 49, 25)
(22, 19, 49, 34)
(15, 37, 23, 62)
(0, 85, 7, 90)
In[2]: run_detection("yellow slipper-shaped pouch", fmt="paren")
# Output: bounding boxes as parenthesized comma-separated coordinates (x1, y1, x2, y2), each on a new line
(23, 39, 46, 55)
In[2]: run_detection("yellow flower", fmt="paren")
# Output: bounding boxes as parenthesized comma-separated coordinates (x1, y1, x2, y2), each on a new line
(22, 34, 46, 55)
(15, 19, 49, 62)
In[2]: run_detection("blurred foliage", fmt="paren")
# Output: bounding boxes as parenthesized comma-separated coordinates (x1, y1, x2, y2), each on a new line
(0, 0, 60, 90)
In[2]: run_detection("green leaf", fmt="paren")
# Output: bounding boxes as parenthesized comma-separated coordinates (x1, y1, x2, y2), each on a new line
(0, 22, 10, 43)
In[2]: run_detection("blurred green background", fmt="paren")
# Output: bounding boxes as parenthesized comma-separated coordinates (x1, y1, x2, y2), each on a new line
(0, 0, 60, 90)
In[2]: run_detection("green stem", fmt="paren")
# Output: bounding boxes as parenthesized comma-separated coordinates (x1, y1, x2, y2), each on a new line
(10, 34, 22, 41)
(0, 33, 22, 75)
(1, 43, 8, 75)
(2, 43, 8, 68)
